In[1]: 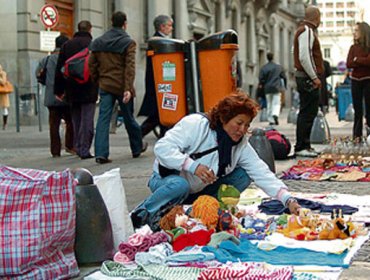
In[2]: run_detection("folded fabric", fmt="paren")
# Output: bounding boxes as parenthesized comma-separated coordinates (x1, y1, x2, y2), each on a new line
(137, 235, 153, 252)
(128, 232, 145, 246)
(113, 251, 131, 264)
(258, 198, 358, 215)
(208, 231, 240, 248)
(118, 242, 138, 261)
(264, 233, 352, 254)
(135, 243, 173, 266)
(172, 229, 214, 252)
(202, 239, 349, 267)
(198, 262, 293, 280)
(101, 260, 201, 280)
(151, 232, 169, 245)
(166, 246, 215, 263)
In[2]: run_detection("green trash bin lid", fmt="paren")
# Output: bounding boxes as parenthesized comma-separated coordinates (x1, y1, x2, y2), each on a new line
(197, 29, 238, 50)
(147, 37, 186, 54)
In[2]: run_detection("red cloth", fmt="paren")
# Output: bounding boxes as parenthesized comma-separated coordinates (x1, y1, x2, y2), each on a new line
(172, 229, 214, 252)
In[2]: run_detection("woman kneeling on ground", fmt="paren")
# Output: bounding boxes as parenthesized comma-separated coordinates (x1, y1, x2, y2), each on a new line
(131, 90, 300, 229)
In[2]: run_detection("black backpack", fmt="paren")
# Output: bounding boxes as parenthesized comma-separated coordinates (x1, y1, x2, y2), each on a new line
(36, 56, 50, 85)
(265, 128, 291, 160)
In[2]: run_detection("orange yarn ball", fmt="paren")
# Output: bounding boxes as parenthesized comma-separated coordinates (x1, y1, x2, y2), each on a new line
(191, 195, 220, 229)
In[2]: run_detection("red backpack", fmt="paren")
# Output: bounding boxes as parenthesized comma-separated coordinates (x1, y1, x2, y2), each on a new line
(62, 47, 90, 84)
(265, 129, 292, 160)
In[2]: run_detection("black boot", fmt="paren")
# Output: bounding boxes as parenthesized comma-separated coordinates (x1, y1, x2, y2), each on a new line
(2, 115, 7, 130)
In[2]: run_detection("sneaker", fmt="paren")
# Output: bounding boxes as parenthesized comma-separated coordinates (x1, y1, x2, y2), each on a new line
(294, 149, 318, 157)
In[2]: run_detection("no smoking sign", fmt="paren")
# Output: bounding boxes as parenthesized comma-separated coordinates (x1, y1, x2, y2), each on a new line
(40, 4, 59, 28)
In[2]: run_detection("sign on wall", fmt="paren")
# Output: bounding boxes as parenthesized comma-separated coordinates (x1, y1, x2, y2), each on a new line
(40, 4, 59, 29)
(40, 31, 60, 52)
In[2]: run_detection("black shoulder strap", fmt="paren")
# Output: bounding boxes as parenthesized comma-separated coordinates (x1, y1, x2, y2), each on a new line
(190, 146, 218, 160)
(189, 112, 217, 160)
(44, 55, 50, 67)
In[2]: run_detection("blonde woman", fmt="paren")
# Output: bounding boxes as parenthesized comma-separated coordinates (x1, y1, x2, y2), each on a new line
(0, 65, 10, 130)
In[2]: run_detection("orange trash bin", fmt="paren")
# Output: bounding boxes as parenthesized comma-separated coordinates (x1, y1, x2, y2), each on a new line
(147, 37, 187, 126)
(197, 30, 239, 112)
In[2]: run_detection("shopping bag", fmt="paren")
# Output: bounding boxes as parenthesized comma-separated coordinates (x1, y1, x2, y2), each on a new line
(0, 81, 14, 94)
(0, 166, 79, 279)
(94, 168, 134, 249)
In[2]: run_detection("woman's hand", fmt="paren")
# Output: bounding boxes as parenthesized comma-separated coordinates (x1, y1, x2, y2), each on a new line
(287, 198, 301, 215)
(195, 164, 218, 185)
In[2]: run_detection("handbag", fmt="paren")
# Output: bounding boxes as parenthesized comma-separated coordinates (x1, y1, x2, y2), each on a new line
(0, 81, 14, 94)
(36, 55, 49, 85)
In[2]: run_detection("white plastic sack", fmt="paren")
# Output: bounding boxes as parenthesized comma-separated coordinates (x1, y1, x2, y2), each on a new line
(94, 168, 134, 249)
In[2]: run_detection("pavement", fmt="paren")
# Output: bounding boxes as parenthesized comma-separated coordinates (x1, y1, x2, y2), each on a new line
(0, 107, 369, 279)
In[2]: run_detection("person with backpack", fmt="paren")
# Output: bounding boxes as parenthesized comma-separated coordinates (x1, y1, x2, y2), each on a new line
(89, 11, 147, 164)
(130, 90, 301, 230)
(54, 20, 98, 160)
(36, 34, 75, 158)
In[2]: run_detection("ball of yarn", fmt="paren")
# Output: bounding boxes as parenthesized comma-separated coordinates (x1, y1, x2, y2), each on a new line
(191, 195, 220, 229)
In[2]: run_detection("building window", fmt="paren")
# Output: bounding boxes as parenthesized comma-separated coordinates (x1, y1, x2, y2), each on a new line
(347, 1, 355, 8)
(324, 48, 331, 59)
(336, 2, 344, 8)
(347, 11, 355, 18)
(336, 12, 344, 18)
(337, 21, 345, 27)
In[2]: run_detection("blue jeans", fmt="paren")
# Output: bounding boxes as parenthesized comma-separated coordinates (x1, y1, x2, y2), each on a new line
(95, 90, 143, 158)
(138, 167, 251, 218)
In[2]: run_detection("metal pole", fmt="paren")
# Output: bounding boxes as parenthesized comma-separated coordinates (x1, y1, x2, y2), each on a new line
(37, 84, 42, 132)
(190, 41, 200, 112)
(15, 85, 20, 132)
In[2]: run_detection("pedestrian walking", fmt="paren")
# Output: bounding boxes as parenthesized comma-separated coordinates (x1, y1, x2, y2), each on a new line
(258, 52, 286, 125)
(54, 20, 98, 160)
(293, 5, 324, 157)
(89, 11, 147, 164)
(0, 64, 13, 130)
(138, 14, 174, 139)
(36, 34, 75, 158)
(346, 21, 370, 139)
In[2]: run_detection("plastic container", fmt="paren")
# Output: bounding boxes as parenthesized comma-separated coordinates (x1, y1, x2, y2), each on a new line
(147, 37, 187, 126)
(197, 30, 239, 112)
(335, 85, 352, 121)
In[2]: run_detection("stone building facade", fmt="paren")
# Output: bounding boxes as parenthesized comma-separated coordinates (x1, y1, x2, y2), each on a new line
(0, 0, 306, 125)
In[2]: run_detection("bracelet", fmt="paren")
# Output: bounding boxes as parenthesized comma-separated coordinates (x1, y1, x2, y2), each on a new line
(285, 197, 298, 208)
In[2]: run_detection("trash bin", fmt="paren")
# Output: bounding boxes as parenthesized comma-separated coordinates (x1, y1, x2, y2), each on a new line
(148, 37, 188, 126)
(19, 93, 37, 117)
(335, 85, 352, 121)
(197, 30, 238, 112)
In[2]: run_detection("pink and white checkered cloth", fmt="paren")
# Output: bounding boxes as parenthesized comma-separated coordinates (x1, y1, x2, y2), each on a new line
(198, 262, 293, 280)
(0, 166, 79, 279)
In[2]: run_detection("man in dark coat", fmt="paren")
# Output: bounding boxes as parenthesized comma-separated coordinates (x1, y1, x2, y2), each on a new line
(138, 15, 173, 138)
(89, 11, 146, 163)
(54, 20, 98, 159)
